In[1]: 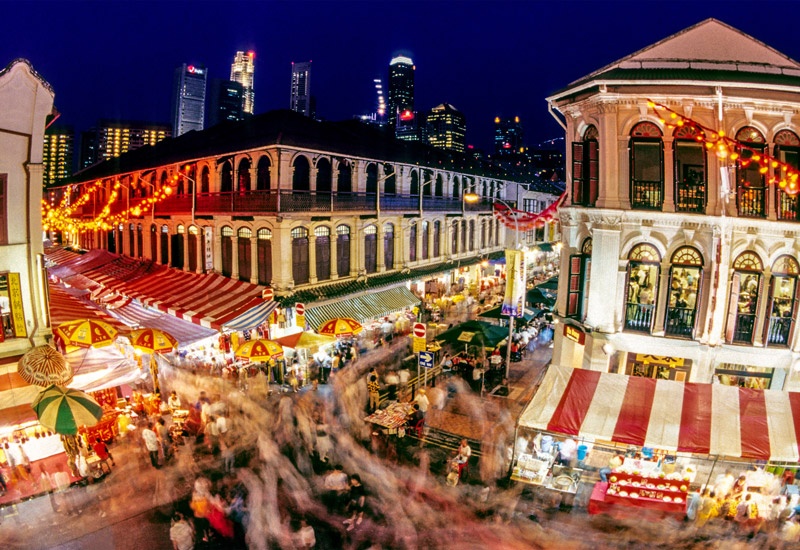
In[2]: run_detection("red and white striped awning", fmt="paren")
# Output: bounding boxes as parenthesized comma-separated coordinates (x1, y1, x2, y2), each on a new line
(519, 365, 800, 462)
(48, 284, 127, 331)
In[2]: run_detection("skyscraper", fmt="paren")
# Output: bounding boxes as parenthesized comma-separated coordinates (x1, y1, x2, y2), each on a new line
(290, 61, 312, 117)
(427, 103, 466, 153)
(171, 63, 207, 137)
(207, 79, 244, 127)
(494, 116, 524, 156)
(387, 55, 414, 128)
(230, 51, 255, 115)
(43, 125, 74, 185)
(79, 121, 170, 170)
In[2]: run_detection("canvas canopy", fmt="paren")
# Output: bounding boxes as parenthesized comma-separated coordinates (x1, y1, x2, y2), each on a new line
(519, 365, 800, 462)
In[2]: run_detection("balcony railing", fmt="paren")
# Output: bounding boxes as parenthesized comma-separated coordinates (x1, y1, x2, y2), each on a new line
(631, 180, 663, 210)
(732, 312, 756, 344)
(766, 316, 792, 346)
(77, 189, 494, 217)
(777, 191, 800, 222)
(737, 186, 766, 218)
(665, 306, 696, 338)
(675, 182, 705, 214)
(625, 302, 655, 333)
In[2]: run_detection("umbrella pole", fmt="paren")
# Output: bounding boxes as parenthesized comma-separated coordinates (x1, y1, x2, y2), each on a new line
(150, 353, 161, 395)
(60, 434, 81, 477)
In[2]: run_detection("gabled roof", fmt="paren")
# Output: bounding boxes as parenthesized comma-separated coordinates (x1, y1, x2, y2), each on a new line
(551, 19, 800, 99)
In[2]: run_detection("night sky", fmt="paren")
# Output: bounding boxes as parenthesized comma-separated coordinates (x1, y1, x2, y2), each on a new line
(4, 1, 800, 152)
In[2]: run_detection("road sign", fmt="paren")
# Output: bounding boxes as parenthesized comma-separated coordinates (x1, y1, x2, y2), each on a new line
(262, 288, 274, 301)
(413, 322, 426, 339)
(418, 351, 434, 369)
(412, 337, 426, 353)
(296, 303, 305, 316)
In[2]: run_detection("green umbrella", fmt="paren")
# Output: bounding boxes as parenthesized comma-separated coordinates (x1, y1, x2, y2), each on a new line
(435, 320, 509, 348)
(31, 384, 103, 435)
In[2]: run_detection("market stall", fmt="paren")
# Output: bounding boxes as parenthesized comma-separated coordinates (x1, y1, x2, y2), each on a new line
(364, 402, 414, 434)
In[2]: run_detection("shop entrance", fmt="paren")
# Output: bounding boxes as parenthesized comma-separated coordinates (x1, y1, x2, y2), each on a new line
(714, 364, 774, 390)
(625, 354, 692, 381)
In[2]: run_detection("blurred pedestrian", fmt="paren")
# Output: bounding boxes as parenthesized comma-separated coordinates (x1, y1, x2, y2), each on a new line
(170, 511, 195, 550)
(142, 422, 160, 468)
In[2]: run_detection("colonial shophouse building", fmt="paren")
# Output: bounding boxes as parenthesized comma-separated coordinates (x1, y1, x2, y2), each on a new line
(550, 19, 800, 391)
(52, 110, 560, 329)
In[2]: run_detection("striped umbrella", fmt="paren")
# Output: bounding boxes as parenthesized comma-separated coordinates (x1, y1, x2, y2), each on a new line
(234, 339, 284, 362)
(56, 319, 118, 350)
(31, 384, 103, 435)
(129, 328, 178, 354)
(317, 317, 363, 337)
(17, 345, 73, 387)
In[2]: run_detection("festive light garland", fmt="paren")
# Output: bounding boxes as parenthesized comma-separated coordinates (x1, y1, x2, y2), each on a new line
(493, 192, 567, 231)
(647, 100, 800, 196)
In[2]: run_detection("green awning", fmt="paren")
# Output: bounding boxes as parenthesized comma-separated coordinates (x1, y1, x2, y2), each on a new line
(304, 286, 420, 330)
(434, 320, 509, 348)
(537, 243, 554, 252)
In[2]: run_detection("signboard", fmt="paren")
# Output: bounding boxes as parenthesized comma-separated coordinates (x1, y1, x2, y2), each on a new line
(296, 314, 305, 328)
(457, 331, 475, 343)
(203, 227, 213, 272)
(563, 324, 585, 345)
(262, 288, 274, 301)
(296, 303, 305, 316)
(501, 249, 526, 318)
(418, 351, 434, 369)
(412, 337, 426, 353)
(8, 273, 26, 338)
(413, 322, 426, 339)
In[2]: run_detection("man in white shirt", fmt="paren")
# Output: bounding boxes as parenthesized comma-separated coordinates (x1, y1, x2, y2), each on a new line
(413, 388, 429, 414)
(142, 422, 160, 468)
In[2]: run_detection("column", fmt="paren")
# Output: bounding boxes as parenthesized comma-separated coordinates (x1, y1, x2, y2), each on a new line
(330, 231, 339, 279)
(155, 228, 163, 264)
(354, 223, 364, 276)
(271, 226, 294, 291)
(753, 268, 772, 346)
(250, 236, 259, 284)
(212, 229, 222, 273)
(652, 259, 671, 334)
(662, 137, 675, 212)
(376, 225, 385, 272)
(231, 234, 239, 280)
(182, 232, 190, 271)
(196, 230, 204, 274)
(308, 234, 318, 284)
(584, 220, 622, 333)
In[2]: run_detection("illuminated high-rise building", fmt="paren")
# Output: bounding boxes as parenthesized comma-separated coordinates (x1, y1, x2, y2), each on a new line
(230, 51, 255, 115)
(494, 116, 524, 156)
(290, 61, 312, 117)
(387, 55, 414, 129)
(79, 120, 171, 169)
(43, 125, 74, 185)
(426, 103, 466, 153)
(207, 79, 244, 127)
(171, 63, 207, 137)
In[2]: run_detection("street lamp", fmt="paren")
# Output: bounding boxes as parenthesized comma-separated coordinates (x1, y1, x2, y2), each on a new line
(465, 193, 522, 381)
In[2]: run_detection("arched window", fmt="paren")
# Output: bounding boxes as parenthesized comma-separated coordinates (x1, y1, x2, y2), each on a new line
(383, 223, 394, 270)
(316, 158, 332, 193)
(136, 223, 143, 259)
(572, 124, 599, 206)
(433, 221, 441, 257)
(435, 174, 444, 197)
(337, 160, 352, 193)
(673, 126, 706, 214)
(481, 220, 487, 249)
(187, 225, 199, 272)
(160, 172, 169, 192)
(237, 227, 252, 282)
(421, 221, 429, 260)
(452, 176, 460, 199)
(423, 171, 433, 196)
(170, 224, 184, 269)
(766, 255, 800, 346)
(291, 227, 309, 284)
(364, 225, 378, 274)
(220, 162, 233, 193)
(150, 224, 157, 261)
(366, 163, 378, 194)
(383, 164, 396, 194)
(775, 130, 800, 221)
(257, 229, 272, 286)
(624, 243, 661, 333)
(468, 220, 475, 252)
(665, 246, 703, 338)
(410, 171, 419, 195)
(566, 237, 592, 320)
(630, 121, 664, 210)
(315, 226, 331, 281)
(460, 219, 467, 252)
(736, 126, 767, 218)
(201, 166, 210, 193)
(293, 155, 310, 191)
(728, 251, 764, 344)
(256, 157, 271, 191)
(336, 225, 350, 277)
(409, 222, 417, 263)
(220, 226, 234, 277)
(237, 158, 251, 193)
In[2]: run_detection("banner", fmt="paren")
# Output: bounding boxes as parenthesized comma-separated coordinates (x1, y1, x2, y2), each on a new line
(203, 227, 214, 272)
(8, 273, 26, 338)
(501, 249, 526, 318)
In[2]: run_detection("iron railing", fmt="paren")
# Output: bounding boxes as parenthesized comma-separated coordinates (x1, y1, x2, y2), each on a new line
(732, 312, 756, 344)
(675, 182, 705, 214)
(766, 316, 792, 346)
(664, 306, 695, 338)
(737, 186, 766, 218)
(631, 179, 663, 210)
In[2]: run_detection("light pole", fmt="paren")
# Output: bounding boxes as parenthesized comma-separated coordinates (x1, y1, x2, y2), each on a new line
(465, 193, 522, 382)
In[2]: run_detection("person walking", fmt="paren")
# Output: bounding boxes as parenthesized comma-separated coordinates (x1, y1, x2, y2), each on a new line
(367, 371, 380, 412)
(142, 422, 160, 468)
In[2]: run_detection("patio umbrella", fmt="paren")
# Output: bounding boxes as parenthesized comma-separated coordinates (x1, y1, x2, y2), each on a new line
(56, 319, 118, 351)
(128, 328, 178, 354)
(17, 345, 73, 386)
(274, 331, 336, 350)
(526, 287, 557, 308)
(31, 384, 103, 435)
(317, 317, 363, 337)
(234, 339, 285, 361)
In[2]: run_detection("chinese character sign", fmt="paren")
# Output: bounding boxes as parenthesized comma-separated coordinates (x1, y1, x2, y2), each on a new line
(501, 249, 526, 318)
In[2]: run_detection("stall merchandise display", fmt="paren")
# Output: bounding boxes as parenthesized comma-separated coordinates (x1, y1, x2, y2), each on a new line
(604, 471, 689, 513)
(364, 402, 414, 431)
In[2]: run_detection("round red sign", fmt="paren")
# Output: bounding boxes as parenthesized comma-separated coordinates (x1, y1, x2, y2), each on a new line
(262, 288, 274, 301)
(413, 322, 426, 339)
(296, 303, 305, 316)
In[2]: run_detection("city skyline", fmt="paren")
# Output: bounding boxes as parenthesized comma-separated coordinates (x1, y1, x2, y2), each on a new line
(5, 1, 800, 152)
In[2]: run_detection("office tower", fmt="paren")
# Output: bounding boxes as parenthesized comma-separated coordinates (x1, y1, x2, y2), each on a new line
(207, 79, 244, 127)
(494, 116, 524, 156)
(387, 55, 414, 128)
(43, 125, 74, 185)
(426, 103, 466, 153)
(79, 121, 171, 169)
(171, 64, 207, 137)
(374, 78, 386, 123)
(230, 51, 255, 115)
(290, 61, 312, 117)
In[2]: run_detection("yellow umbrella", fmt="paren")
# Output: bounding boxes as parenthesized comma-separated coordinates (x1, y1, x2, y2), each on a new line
(56, 319, 118, 351)
(234, 339, 284, 361)
(129, 328, 178, 354)
(17, 345, 73, 387)
(317, 317, 363, 337)
(274, 331, 336, 350)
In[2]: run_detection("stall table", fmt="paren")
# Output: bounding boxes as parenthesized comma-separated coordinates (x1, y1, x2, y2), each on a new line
(364, 402, 414, 434)
(589, 470, 689, 518)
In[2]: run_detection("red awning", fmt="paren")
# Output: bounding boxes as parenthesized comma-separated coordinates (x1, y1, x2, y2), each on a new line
(519, 365, 800, 462)
(48, 284, 127, 331)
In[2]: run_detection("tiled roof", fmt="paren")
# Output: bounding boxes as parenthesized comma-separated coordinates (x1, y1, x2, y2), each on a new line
(61, 110, 513, 186)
